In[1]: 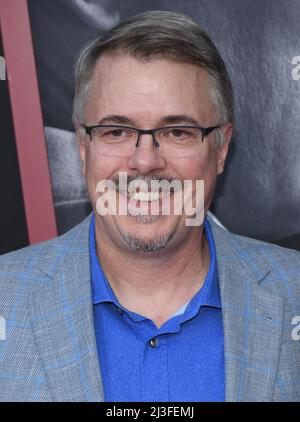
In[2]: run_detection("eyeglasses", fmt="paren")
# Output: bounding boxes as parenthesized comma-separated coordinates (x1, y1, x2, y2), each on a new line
(82, 124, 222, 157)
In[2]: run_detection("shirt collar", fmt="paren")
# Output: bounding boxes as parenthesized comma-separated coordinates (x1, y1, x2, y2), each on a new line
(89, 213, 221, 310)
(90, 214, 117, 305)
(195, 216, 221, 309)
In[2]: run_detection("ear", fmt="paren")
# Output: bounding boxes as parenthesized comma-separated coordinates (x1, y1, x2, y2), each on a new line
(217, 122, 234, 175)
(76, 126, 87, 177)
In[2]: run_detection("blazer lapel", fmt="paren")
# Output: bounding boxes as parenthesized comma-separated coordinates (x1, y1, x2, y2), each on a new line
(30, 215, 104, 402)
(211, 221, 284, 401)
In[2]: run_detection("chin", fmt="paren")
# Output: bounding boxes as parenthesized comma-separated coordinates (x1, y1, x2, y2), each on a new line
(117, 214, 178, 253)
(120, 229, 175, 253)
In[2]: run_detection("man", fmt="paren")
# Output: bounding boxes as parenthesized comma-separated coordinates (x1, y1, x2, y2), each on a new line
(0, 10, 299, 402)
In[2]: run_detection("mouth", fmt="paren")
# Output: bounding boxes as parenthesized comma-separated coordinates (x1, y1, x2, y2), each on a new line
(116, 188, 174, 218)
(117, 180, 174, 203)
(126, 190, 171, 202)
(113, 177, 182, 218)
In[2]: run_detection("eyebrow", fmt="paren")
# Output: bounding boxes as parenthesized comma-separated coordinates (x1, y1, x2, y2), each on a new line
(159, 115, 201, 126)
(97, 114, 202, 127)
(98, 115, 135, 125)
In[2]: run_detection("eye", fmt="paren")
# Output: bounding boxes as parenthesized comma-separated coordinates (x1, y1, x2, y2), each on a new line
(170, 128, 185, 137)
(158, 127, 198, 145)
(110, 129, 125, 137)
(166, 128, 195, 139)
(102, 128, 135, 139)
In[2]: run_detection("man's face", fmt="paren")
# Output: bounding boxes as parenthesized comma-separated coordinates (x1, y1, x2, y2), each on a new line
(78, 54, 232, 253)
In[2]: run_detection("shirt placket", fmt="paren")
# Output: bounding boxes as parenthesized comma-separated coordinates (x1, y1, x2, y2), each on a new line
(142, 335, 168, 402)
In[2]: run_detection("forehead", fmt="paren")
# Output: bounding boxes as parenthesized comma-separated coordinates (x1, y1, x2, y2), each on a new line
(85, 54, 215, 123)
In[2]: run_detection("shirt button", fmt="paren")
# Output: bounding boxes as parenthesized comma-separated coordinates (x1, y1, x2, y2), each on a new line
(149, 338, 158, 348)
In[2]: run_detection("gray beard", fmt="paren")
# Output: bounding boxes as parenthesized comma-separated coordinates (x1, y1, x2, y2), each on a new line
(121, 230, 175, 252)
(130, 214, 160, 224)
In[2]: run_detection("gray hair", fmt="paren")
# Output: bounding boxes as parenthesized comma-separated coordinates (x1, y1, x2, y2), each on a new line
(72, 10, 234, 147)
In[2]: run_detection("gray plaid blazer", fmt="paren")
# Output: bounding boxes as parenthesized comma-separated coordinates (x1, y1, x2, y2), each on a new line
(0, 213, 299, 401)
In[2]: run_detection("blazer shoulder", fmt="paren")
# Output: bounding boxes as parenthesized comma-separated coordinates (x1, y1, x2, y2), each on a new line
(230, 230, 300, 269)
(210, 218, 300, 265)
(210, 219, 300, 295)
(0, 214, 92, 305)
(231, 229, 299, 257)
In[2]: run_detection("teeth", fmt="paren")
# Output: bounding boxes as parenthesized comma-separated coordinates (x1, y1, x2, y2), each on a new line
(129, 191, 160, 202)
(128, 181, 145, 193)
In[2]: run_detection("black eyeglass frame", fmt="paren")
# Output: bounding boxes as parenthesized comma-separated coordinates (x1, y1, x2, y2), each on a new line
(82, 124, 223, 148)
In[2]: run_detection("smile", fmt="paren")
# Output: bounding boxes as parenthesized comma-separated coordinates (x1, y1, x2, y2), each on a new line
(126, 190, 172, 202)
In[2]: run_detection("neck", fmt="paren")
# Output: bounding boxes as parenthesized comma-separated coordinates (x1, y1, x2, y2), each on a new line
(94, 219, 210, 327)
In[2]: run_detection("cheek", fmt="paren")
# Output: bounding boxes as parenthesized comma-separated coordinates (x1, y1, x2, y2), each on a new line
(86, 153, 118, 178)
(176, 153, 218, 206)
(200, 152, 218, 187)
(84, 153, 125, 198)
(173, 149, 217, 181)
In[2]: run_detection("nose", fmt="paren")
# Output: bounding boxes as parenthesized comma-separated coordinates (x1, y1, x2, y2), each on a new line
(126, 133, 167, 174)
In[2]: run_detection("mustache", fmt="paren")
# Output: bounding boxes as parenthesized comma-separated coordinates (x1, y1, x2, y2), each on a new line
(111, 174, 183, 192)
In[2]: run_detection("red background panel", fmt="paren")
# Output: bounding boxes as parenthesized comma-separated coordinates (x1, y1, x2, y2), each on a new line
(0, 0, 57, 243)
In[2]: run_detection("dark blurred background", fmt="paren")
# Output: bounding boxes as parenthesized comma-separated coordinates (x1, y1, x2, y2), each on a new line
(1, 0, 300, 253)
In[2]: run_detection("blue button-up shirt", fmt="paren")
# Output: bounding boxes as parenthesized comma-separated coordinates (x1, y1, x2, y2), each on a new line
(90, 214, 225, 402)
